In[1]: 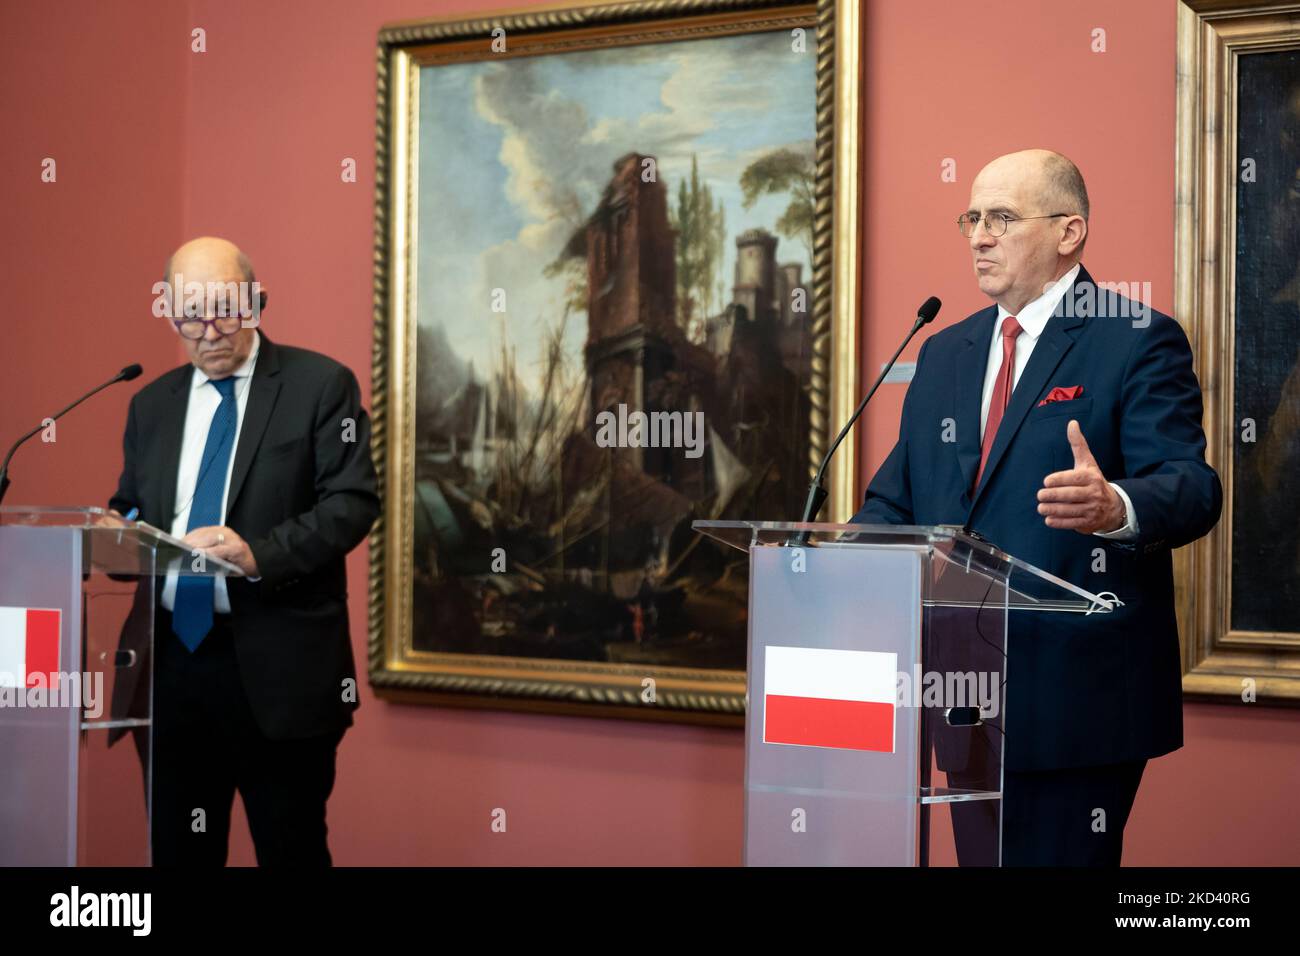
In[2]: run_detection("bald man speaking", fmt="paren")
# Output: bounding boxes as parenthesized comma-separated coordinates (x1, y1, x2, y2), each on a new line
(853, 151, 1221, 865)
(110, 237, 379, 865)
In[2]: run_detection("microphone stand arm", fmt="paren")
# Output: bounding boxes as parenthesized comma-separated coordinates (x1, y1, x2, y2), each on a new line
(0, 374, 127, 507)
(798, 315, 927, 530)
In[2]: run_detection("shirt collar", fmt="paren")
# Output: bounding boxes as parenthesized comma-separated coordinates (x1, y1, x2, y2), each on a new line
(190, 330, 261, 391)
(996, 263, 1081, 339)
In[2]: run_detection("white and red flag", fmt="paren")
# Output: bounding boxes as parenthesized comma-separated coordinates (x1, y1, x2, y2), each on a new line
(763, 646, 897, 752)
(0, 607, 61, 689)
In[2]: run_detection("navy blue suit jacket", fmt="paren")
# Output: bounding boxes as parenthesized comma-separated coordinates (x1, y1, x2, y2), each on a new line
(851, 266, 1222, 771)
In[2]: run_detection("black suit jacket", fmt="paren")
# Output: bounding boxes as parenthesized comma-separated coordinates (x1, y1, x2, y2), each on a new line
(109, 335, 380, 742)
(852, 267, 1222, 772)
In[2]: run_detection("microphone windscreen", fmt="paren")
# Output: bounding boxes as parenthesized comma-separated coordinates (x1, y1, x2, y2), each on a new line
(917, 296, 942, 324)
(120, 364, 144, 381)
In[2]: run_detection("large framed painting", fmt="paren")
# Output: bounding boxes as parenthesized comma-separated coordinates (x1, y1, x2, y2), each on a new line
(1175, 0, 1300, 701)
(370, 0, 864, 721)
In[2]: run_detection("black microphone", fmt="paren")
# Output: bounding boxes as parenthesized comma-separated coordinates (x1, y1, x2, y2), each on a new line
(0, 364, 143, 506)
(796, 296, 941, 531)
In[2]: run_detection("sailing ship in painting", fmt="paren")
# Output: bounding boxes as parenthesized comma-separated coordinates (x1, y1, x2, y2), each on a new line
(413, 150, 814, 669)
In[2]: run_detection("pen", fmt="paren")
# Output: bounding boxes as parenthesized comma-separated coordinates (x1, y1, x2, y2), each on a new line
(115, 507, 139, 546)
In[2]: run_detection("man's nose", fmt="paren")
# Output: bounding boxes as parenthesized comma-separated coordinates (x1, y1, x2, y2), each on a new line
(203, 321, 223, 342)
(971, 227, 995, 252)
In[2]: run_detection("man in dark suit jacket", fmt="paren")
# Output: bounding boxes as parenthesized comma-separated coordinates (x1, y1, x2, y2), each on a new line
(109, 237, 379, 865)
(852, 151, 1221, 865)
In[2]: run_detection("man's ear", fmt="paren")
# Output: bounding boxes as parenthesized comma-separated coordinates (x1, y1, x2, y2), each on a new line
(1059, 216, 1087, 256)
(258, 289, 268, 313)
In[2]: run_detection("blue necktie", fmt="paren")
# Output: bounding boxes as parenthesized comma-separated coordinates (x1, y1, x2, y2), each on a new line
(172, 377, 238, 651)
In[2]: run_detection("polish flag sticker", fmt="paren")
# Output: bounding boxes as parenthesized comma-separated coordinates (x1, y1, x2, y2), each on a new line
(763, 646, 897, 753)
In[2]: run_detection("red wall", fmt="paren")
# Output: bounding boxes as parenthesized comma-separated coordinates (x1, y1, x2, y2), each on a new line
(0, 0, 189, 505)
(2, 0, 1295, 865)
(858, 0, 1299, 866)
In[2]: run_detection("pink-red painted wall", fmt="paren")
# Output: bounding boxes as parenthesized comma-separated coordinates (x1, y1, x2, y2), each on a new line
(857, 0, 1299, 866)
(2, 0, 1295, 865)
(1, 0, 189, 506)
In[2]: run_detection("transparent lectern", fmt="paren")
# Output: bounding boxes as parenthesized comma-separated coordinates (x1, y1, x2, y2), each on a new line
(0, 506, 242, 866)
(692, 520, 1115, 867)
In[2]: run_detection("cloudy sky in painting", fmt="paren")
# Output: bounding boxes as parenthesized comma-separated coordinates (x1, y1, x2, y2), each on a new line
(415, 30, 816, 394)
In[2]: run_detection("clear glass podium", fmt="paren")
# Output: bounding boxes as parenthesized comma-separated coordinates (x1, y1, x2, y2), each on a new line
(0, 506, 242, 866)
(692, 520, 1116, 867)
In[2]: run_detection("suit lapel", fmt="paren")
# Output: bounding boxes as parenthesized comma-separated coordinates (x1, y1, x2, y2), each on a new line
(156, 367, 193, 527)
(969, 270, 1090, 508)
(955, 307, 996, 498)
(226, 335, 282, 516)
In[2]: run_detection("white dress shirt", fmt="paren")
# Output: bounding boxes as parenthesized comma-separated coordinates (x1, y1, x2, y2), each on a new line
(979, 265, 1138, 539)
(161, 331, 261, 612)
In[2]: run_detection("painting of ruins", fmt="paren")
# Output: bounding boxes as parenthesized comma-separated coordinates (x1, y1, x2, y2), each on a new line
(371, 2, 839, 718)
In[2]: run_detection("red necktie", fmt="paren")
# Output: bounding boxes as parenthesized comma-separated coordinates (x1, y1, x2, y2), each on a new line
(974, 316, 1023, 490)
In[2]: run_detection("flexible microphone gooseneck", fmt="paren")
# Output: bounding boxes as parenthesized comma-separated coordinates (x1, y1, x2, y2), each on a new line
(0, 364, 143, 506)
(796, 297, 942, 530)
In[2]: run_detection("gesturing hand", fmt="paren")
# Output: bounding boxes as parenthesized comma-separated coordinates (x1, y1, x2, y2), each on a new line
(182, 525, 260, 576)
(1036, 420, 1125, 534)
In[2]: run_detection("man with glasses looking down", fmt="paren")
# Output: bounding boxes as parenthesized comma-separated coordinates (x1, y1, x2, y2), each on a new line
(852, 150, 1221, 865)
(108, 236, 379, 865)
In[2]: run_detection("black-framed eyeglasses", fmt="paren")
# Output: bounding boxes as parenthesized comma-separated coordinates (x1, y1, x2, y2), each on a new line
(171, 314, 245, 340)
(958, 211, 1072, 238)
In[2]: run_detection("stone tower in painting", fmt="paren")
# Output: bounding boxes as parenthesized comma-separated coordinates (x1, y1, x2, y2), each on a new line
(731, 228, 779, 326)
(583, 152, 711, 498)
(585, 153, 678, 347)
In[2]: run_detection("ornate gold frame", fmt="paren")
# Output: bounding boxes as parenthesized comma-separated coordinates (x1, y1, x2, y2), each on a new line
(369, 0, 863, 721)
(1175, 0, 1300, 701)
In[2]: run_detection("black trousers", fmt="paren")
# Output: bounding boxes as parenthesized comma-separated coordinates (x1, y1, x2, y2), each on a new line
(946, 753, 1147, 866)
(149, 610, 344, 866)
(997, 760, 1148, 866)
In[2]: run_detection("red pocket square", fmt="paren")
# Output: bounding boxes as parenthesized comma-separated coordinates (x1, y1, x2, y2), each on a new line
(1037, 385, 1084, 407)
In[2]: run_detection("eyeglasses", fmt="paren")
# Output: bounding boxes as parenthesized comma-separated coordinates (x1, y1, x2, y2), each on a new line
(172, 314, 245, 340)
(958, 212, 1072, 238)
